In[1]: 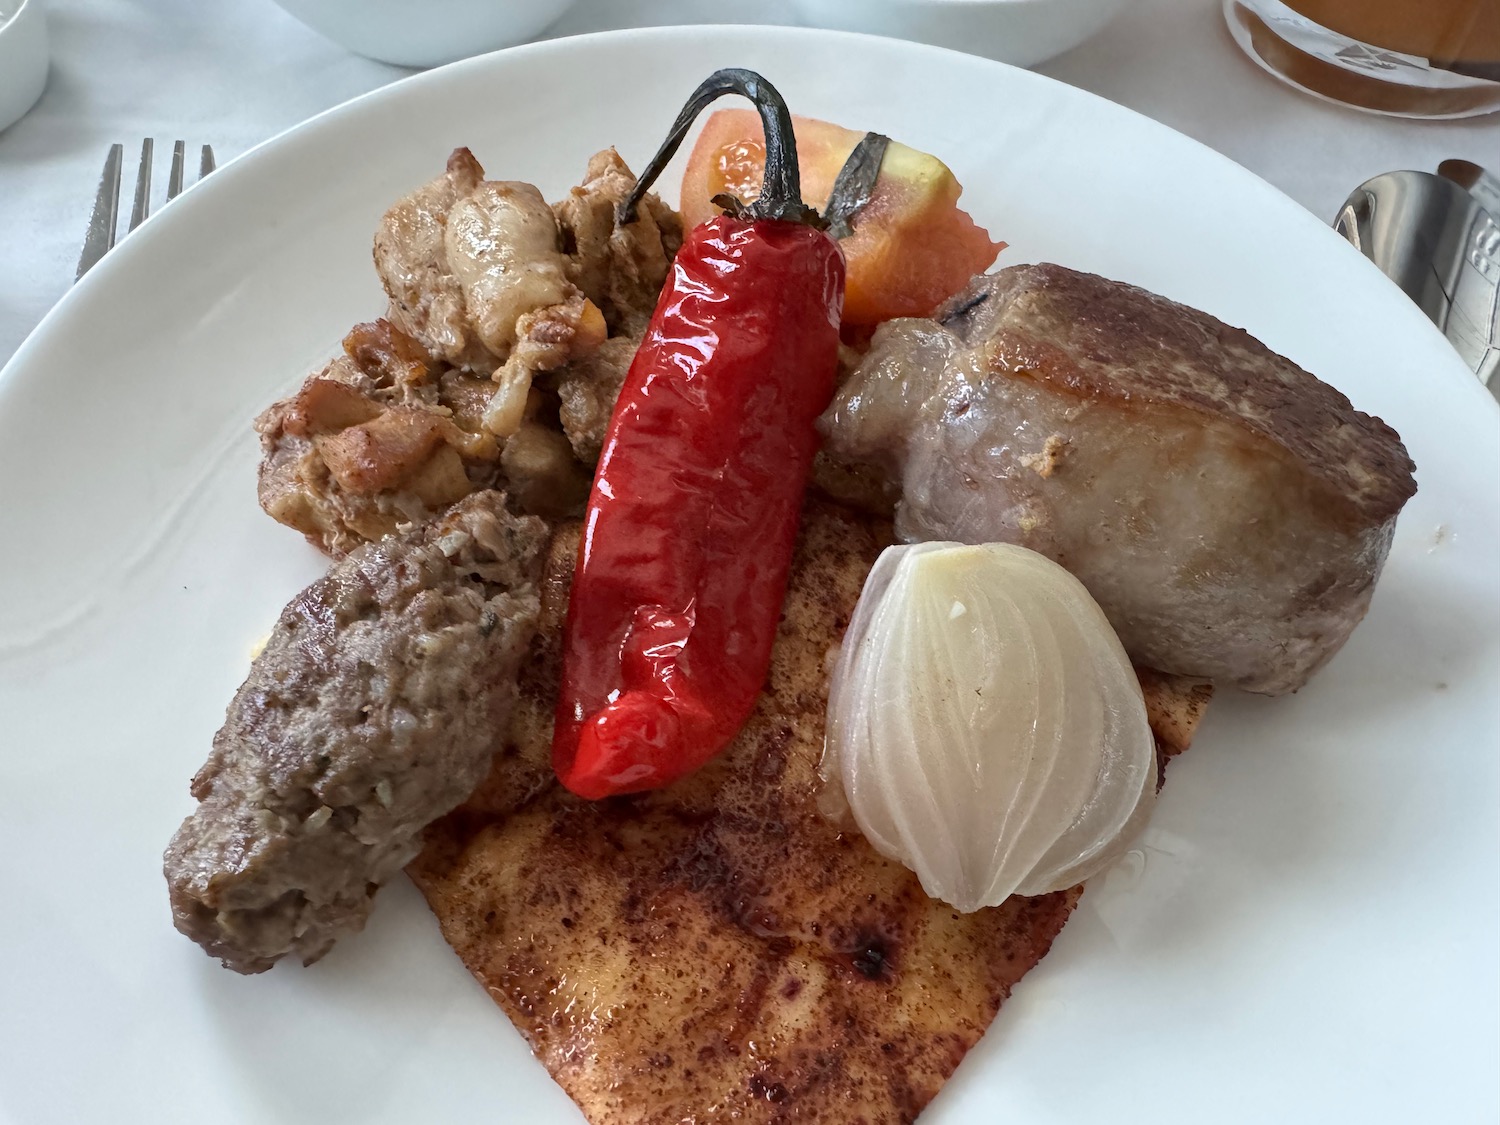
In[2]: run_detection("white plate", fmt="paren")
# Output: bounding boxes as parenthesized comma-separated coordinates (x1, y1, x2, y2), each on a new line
(1, 26, 1496, 1125)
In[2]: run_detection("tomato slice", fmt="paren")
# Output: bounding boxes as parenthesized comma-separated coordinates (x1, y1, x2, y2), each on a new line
(681, 110, 1003, 326)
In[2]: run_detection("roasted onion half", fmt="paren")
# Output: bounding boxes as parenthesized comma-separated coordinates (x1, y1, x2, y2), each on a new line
(821, 542, 1158, 912)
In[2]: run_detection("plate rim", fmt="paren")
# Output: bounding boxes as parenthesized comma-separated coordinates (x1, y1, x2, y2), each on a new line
(2, 23, 1494, 421)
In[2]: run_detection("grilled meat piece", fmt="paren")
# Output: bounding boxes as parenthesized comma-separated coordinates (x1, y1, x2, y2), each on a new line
(373, 147, 494, 371)
(444, 179, 579, 361)
(409, 499, 1211, 1125)
(256, 319, 595, 556)
(256, 319, 505, 556)
(164, 491, 546, 974)
(375, 147, 608, 440)
(373, 147, 606, 380)
(555, 333, 637, 466)
(552, 147, 683, 336)
(546, 148, 681, 466)
(821, 263, 1418, 695)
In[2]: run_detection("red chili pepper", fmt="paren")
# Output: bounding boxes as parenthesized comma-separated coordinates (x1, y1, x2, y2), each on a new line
(551, 70, 886, 800)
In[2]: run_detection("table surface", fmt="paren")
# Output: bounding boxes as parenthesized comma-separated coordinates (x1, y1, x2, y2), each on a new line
(1, 0, 1496, 366)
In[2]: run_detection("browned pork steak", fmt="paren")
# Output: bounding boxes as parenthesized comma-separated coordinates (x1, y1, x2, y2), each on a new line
(821, 263, 1418, 695)
(163, 491, 546, 973)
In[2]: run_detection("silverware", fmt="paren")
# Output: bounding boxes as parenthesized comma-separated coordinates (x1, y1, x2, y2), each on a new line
(1335, 165, 1500, 400)
(75, 140, 216, 282)
(1439, 159, 1500, 221)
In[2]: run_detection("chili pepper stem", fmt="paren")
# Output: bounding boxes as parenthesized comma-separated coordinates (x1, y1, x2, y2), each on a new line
(620, 68, 818, 227)
(619, 69, 889, 235)
(825, 132, 891, 240)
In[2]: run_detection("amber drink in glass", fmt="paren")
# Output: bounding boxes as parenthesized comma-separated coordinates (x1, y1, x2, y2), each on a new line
(1224, 0, 1500, 118)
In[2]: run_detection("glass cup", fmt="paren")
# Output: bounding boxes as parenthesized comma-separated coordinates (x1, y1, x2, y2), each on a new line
(1223, 0, 1500, 119)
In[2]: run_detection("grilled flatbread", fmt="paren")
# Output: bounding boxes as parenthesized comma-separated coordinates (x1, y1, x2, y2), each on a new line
(409, 499, 1210, 1124)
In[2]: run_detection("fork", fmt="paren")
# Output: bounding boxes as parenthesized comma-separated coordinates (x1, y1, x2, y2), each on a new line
(74, 140, 217, 282)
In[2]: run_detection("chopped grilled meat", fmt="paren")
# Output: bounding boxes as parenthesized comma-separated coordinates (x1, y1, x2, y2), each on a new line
(372, 147, 674, 434)
(373, 147, 495, 372)
(498, 420, 592, 518)
(374, 148, 607, 381)
(555, 332, 638, 465)
(376, 153, 606, 441)
(255, 319, 503, 556)
(163, 492, 547, 974)
(547, 149, 683, 464)
(821, 263, 1417, 695)
(409, 499, 1211, 1125)
(553, 148, 683, 335)
(445, 179, 578, 360)
(259, 151, 676, 553)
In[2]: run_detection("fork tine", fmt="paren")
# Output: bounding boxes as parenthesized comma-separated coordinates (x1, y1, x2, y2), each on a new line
(75, 144, 124, 282)
(167, 140, 186, 200)
(129, 138, 154, 232)
(199, 144, 216, 179)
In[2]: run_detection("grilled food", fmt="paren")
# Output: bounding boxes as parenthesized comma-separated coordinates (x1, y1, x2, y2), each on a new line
(255, 319, 509, 555)
(257, 150, 680, 557)
(163, 491, 546, 974)
(820, 263, 1417, 694)
(409, 498, 1210, 1124)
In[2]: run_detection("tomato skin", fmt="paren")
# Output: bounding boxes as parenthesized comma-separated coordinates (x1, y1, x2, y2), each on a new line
(681, 110, 1002, 325)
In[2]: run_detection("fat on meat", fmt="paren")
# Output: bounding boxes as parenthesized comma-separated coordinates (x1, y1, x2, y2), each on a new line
(163, 491, 547, 973)
(372, 148, 495, 372)
(374, 148, 592, 376)
(821, 263, 1417, 695)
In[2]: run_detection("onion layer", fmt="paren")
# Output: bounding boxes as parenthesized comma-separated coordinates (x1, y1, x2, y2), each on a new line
(821, 542, 1157, 912)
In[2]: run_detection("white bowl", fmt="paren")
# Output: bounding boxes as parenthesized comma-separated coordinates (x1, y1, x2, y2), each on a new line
(0, 0, 48, 133)
(270, 0, 579, 68)
(791, 0, 1130, 68)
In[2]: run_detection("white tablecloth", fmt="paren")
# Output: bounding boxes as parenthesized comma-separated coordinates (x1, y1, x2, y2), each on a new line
(2, 0, 1496, 365)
